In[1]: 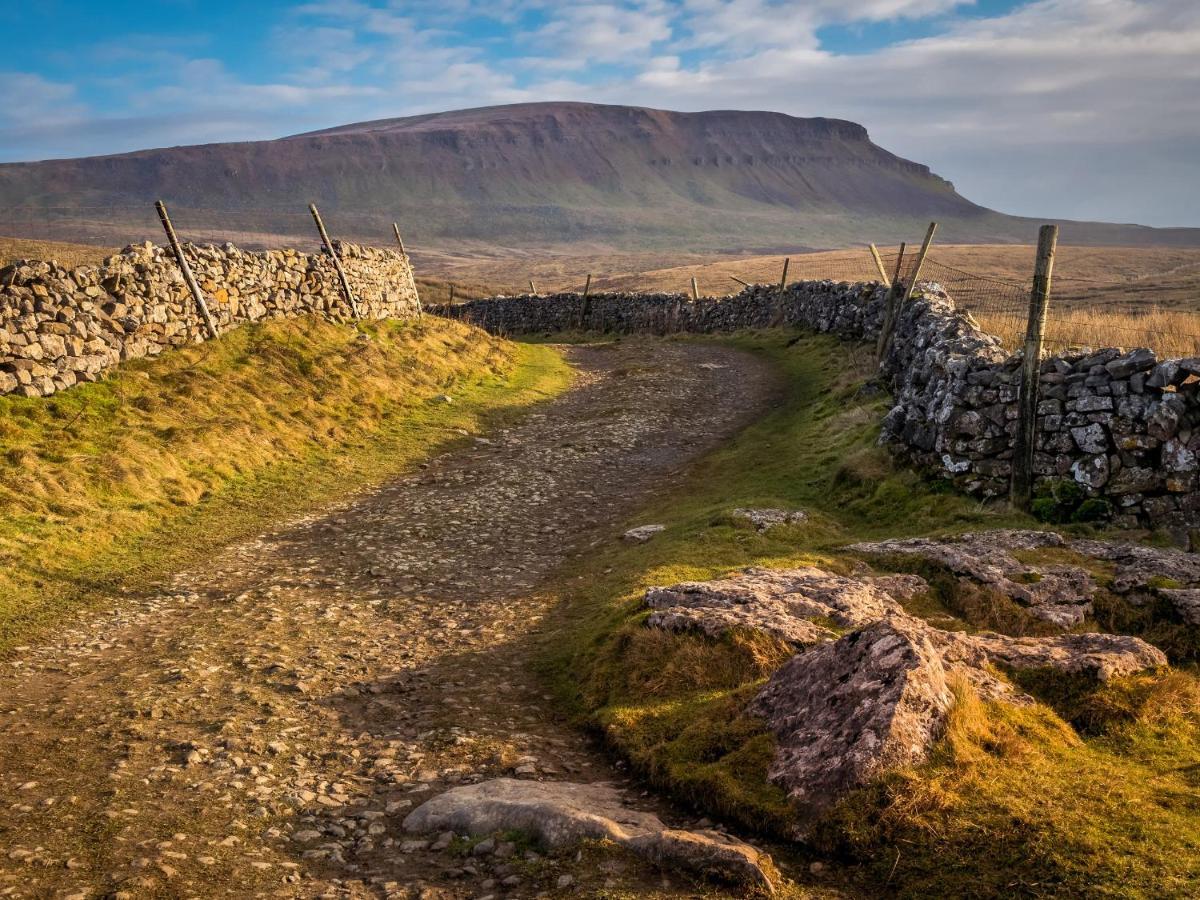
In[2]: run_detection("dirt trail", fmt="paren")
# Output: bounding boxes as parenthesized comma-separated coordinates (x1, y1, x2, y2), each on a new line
(0, 340, 776, 899)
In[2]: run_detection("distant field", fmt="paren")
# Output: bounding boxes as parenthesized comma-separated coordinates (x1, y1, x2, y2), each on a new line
(0, 236, 115, 269)
(428, 243, 1200, 357)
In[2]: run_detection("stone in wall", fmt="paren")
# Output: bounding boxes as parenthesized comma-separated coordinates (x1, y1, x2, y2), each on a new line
(441, 277, 1200, 531)
(0, 239, 420, 400)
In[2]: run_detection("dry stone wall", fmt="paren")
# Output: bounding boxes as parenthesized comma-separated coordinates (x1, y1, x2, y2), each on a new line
(0, 240, 420, 399)
(445, 284, 1200, 533)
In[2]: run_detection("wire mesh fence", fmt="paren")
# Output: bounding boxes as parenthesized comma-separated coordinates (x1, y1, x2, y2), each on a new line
(867, 244, 1200, 359)
(2, 204, 1198, 359)
(0, 204, 407, 258)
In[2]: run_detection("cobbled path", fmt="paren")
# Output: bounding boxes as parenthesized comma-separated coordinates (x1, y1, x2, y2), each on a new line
(0, 340, 775, 899)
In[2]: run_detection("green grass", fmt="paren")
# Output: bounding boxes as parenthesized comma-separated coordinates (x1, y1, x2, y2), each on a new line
(536, 330, 1200, 897)
(0, 315, 572, 651)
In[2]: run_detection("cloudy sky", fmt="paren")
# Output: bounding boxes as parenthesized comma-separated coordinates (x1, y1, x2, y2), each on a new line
(1, 0, 1197, 226)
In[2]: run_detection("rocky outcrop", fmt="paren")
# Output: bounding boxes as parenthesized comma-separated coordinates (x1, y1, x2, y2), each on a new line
(402, 778, 776, 892)
(849, 530, 1096, 627)
(644, 566, 908, 646)
(749, 612, 1166, 827)
(0, 240, 420, 399)
(851, 529, 1200, 629)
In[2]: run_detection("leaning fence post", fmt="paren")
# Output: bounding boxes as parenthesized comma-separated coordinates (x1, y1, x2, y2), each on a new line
(1011, 224, 1058, 511)
(529, 279, 536, 294)
(900, 222, 938, 308)
(875, 242, 907, 361)
(778, 257, 790, 291)
(877, 222, 937, 362)
(579, 274, 592, 329)
(691, 276, 699, 301)
(155, 200, 219, 340)
(392, 221, 421, 318)
(309, 203, 361, 318)
(869, 243, 891, 287)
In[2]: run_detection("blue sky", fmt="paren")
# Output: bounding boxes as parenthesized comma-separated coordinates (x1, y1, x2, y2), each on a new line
(1, 0, 1197, 226)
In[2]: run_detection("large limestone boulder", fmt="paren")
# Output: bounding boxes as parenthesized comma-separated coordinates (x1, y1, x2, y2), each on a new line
(644, 566, 909, 646)
(749, 612, 1166, 827)
(402, 778, 775, 892)
(749, 616, 955, 823)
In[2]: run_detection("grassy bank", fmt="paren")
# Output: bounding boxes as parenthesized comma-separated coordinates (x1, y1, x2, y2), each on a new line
(539, 331, 1200, 897)
(0, 316, 571, 651)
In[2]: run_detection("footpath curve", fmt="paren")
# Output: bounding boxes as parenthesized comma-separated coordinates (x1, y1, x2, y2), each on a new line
(0, 339, 776, 899)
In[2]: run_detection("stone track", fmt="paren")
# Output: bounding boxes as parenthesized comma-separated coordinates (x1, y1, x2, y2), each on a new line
(0, 339, 775, 899)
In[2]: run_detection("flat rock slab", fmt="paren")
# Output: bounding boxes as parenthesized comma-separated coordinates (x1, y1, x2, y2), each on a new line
(645, 566, 909, 646)
(851, 529, 1200, 628)
(403, 778, 776, 892)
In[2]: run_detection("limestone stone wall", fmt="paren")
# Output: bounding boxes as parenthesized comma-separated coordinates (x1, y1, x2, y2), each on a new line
(445, 284, 1200, 532)
(0, 240, 420, 398)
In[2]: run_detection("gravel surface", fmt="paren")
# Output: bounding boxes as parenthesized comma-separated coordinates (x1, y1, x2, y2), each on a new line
(0, 339, 775, 899)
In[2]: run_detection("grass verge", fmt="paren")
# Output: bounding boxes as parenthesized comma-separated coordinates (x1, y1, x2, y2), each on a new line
(537, 330, 1200, 897)
(0, 315, 571, 651)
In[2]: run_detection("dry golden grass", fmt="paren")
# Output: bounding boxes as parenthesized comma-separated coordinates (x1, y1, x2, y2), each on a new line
(978, 305, 1200, 358)
(0, 235, 115, 269)
(428, 242, 1200, 356)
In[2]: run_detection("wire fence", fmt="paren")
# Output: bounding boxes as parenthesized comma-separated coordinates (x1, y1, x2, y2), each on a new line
(0, 204, 407, 256)
(2, 205, 1198, 359)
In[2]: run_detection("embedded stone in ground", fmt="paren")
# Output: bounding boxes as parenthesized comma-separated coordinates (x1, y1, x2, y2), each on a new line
(644, 566, 911, 645)
(935, 629, 1168, 683)
(848, 530, 1096, 627)
(730, 508, 809, 531)
(402, 778, 776, 892)
(852, 529, 1200, 629)
(623, 524, 666, 543)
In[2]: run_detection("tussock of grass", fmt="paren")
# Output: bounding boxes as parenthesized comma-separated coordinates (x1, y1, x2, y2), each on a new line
(538, 330, 1200, 896)
(0, 316, 571, 650)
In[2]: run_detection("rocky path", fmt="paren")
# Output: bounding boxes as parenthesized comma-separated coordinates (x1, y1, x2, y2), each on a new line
(0, 340, 776, 899)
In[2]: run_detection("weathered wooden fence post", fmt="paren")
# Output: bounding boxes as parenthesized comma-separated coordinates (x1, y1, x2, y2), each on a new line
(529, 279, 536, 294)
(392, 221, 422, 318)
(730, 275, 751, 288)
(691, 276, 699, 301)
(309, 203, 361, 318)
(579, 274, 592, 330)
(155, 200, 220, 340)
(778, 257, 790, 291)
(875, 242, 907, 361)
(1011, 224, 1058, 510)
(869, 243, 891, 287)
(877, 222, 937, 362)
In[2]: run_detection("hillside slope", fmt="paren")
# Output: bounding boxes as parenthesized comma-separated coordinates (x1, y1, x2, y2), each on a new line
(1, 102, 1197, 251)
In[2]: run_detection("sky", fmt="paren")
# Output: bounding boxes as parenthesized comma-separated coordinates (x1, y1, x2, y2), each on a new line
(0, 0, 1197, 227)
